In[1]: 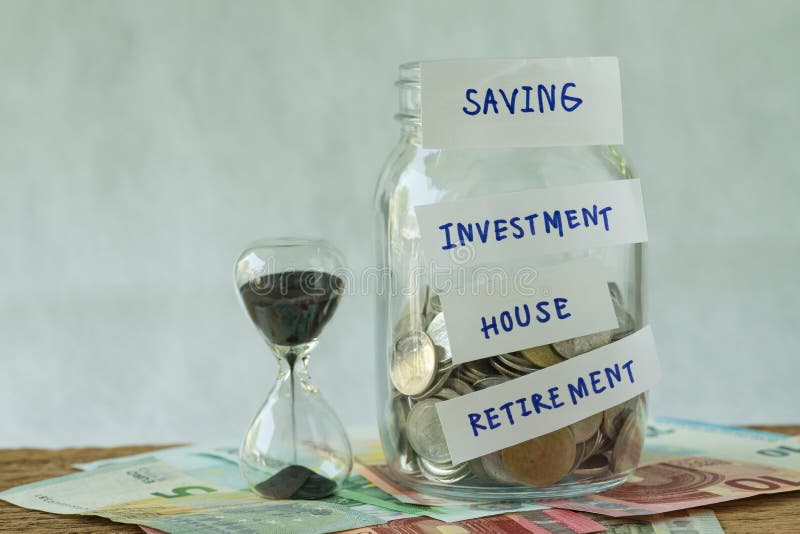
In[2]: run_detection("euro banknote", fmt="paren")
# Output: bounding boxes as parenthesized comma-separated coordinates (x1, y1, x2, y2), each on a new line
(76, 443, 549, 523)
(335, 508, 606, 533)
(356, 418, 800, 517)
(0, 456, 383, 534)
(593, 509, 724, 533)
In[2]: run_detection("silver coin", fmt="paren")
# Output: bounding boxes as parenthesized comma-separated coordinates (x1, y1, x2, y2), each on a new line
(447, 378, 473, 396)
(457, 367, 482, 385)
(490, 357, 524, 378)
(458, 360, 493, 385)
(426, 313, 453, 362)
(463, 359, 493, 376)
(497, 353, 538, 373)
(390, 331, 437, 396)
(410, 366, 453, 401)
(388, 395, 409, 449)
(481, 451, 518, 484)
(552, 330, 613, 359)
(473, 376, 509, 390)
(406, 398, 451, 463)
(434, 387, 459, 401)
(418, 457, 471, 484)
(387, 396, 419, 475)
(504, 352, 539, 368)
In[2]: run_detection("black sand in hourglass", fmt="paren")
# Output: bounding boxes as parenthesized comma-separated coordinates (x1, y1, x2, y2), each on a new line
(239, 270, 344, 348)
(239, 270, 344, 499)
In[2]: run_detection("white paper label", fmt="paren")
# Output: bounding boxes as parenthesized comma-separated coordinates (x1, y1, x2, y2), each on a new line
(421, 57, 623, 149)
(439, 257, 618, 364)
(415, 179, 648, 268)
(436, 326, 660, 464)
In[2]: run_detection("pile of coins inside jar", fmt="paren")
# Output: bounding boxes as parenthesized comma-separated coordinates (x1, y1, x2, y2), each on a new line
(387, 283, 646, 488)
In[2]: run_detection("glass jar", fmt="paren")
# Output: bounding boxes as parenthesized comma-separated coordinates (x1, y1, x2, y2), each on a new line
(374, 61, 647, 501)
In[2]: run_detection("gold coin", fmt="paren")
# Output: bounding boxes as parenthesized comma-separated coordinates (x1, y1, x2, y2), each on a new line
(519, 345, 564, 368)
(570, 413, 603, 443)
(501, 427, 576, 487)
(610, 412, 644, 473)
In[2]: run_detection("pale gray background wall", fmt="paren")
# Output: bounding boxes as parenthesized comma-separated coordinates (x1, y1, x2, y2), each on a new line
(1, 0, 798, 446)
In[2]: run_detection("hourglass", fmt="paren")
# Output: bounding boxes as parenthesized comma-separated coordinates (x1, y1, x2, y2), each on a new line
(235, 238, 352, 499)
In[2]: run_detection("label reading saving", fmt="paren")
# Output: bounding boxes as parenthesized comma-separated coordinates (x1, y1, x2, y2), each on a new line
(421, 57, 623, 149)
(435, 326, 661, 464)
(439, 258, 618, 365)
(414, 179, 648, 267)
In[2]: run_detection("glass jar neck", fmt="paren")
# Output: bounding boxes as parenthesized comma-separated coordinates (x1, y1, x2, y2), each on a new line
(396, 62, 421, 139)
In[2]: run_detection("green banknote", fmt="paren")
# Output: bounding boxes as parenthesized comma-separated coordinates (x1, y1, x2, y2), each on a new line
(1, 456, 383, 534)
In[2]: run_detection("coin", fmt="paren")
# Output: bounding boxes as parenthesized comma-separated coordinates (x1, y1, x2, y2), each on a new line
(481, 451, 518, 484)
(570, 413, 603, 443)
(406, 398, 452, 464)
(497, 353, 538, 373)
(570, 440, 588, 474)
(447, 377, 473, 396)
(552, 330, 613, 359)
(410, 367, 453, 401)
(433, 387, 459, 401)
(458, 359, 493, 385)
(426, 313, 452, 361)
(388, 395, 418, 474)
(390, 331, 437, 396)
(473, 376, 508, 390)
(489, 357, 524, 378)
(520, 345, 564, 368)
(575, 454, 610, 476)
(602, 396, 640, 439)
(418, 457, 471, 483)
(457, 367, 482, 384)
(501, 427, 576, 487)
(610, 412, 644, 473)
(463, 359, 493, 376)
(469, 457, 494, 482)
(584, 429, 606, 457)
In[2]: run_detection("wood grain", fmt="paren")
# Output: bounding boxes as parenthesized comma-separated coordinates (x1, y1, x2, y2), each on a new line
(1, 429, 798, 533)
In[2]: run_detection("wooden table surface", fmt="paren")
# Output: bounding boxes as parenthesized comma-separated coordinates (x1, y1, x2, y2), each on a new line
(1, 427, 799, 533)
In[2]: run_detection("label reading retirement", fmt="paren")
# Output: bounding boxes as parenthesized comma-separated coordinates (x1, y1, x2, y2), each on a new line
(421, 57, 623, 149)
(435, 326, 661, 464)
(439, 257, 619, 364)
(415, 179, 648, 268)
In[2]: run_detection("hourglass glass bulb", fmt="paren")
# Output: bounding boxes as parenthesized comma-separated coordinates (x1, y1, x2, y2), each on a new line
(239, 349, 353, 498)
(235, 250, 353, 500)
